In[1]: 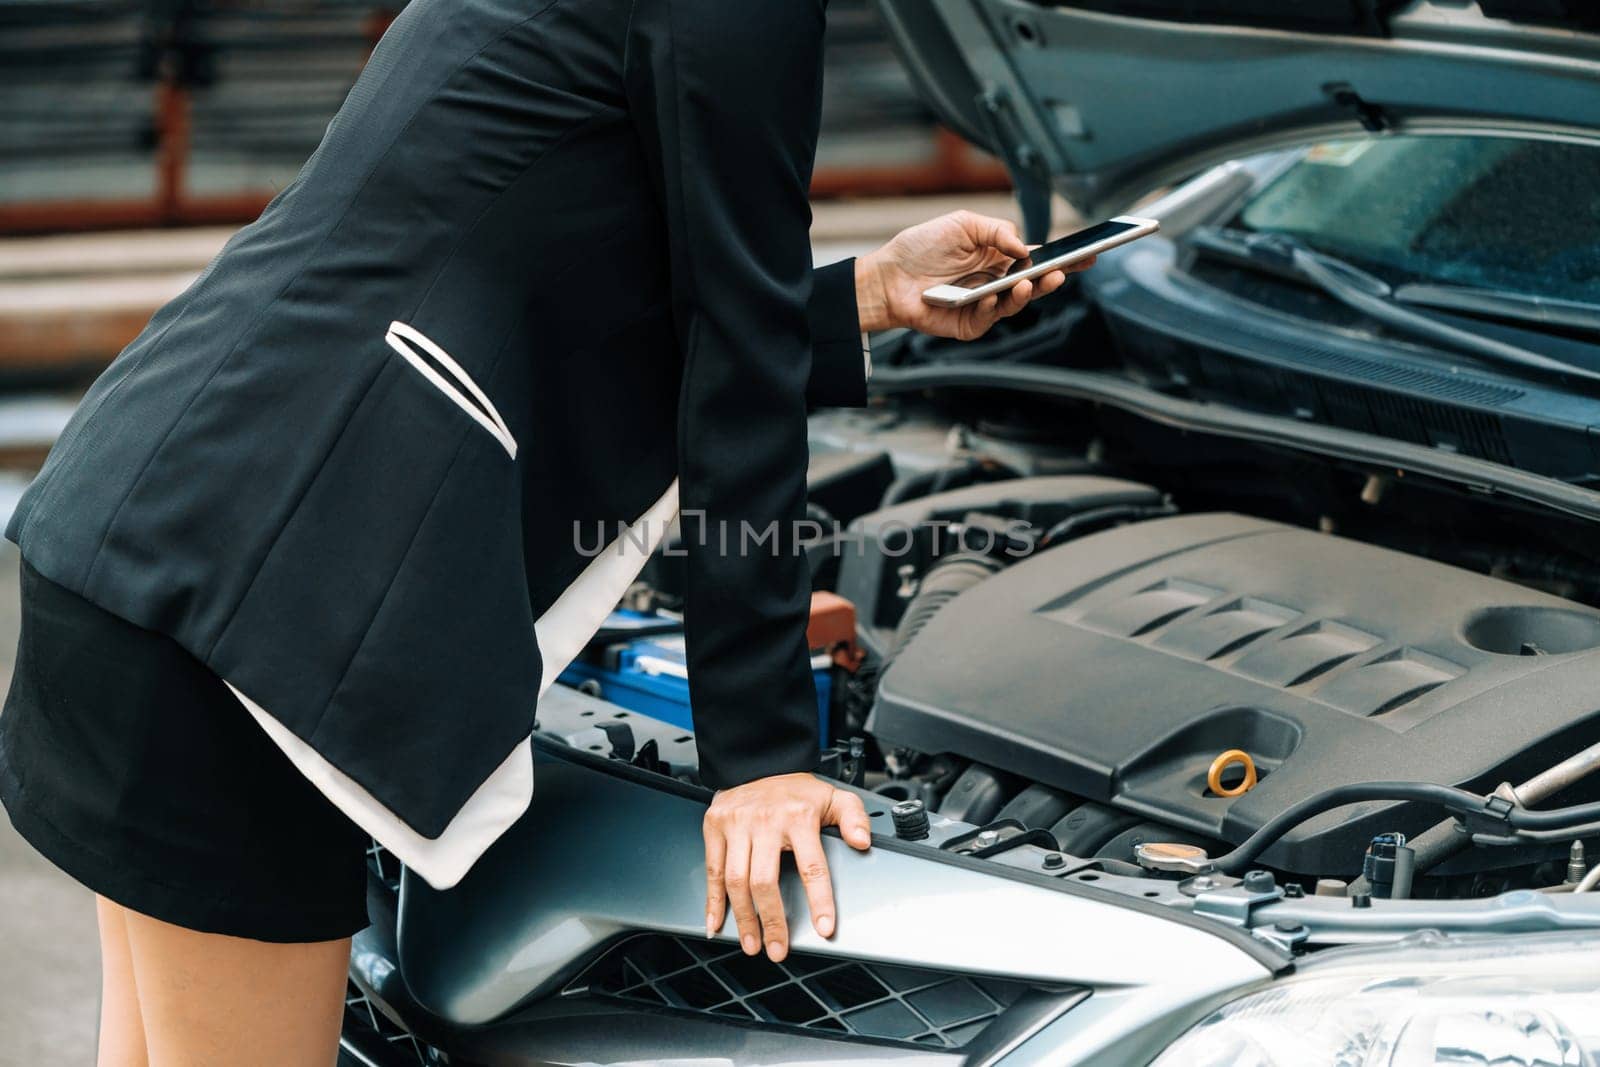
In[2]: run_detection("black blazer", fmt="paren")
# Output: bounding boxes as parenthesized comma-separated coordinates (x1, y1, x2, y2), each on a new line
(9, 0, 864, 866)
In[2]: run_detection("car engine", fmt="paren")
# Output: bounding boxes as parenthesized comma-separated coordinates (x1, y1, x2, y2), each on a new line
(588, 394, 1600, 902)
(867, 502, 1600, 879)
(737, 385, 1600, 901)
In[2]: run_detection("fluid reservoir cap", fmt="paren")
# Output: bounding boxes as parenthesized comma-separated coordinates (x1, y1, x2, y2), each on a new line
(1134, 841, 1213, 874)
(890, 799, 930, 841)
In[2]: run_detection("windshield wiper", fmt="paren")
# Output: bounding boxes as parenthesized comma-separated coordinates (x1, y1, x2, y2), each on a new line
(1189, 226, 1600, 386)
(1392, 283, 1600, 339)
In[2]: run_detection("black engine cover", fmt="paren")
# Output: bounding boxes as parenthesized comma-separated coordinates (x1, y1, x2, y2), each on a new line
(870, 513, 1600, 874)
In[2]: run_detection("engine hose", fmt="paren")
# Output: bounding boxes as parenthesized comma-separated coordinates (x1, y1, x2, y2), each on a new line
(1359, 739, 1600, 893)
(1508, 799, 1600, 829)
(1212, 782, 1483, 875)
(1216, 771, 1600, 883)
(1355, 818, 1467, 895)
(885, 553, 1003, 670)
(1215, 777, 1600, 876)
(880, 462, 981, 509)
(1040, 502, 1176, 546)
(1471, 819, 1600, 846)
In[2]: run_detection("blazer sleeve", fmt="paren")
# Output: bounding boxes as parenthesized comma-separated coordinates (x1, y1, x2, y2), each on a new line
(625, 0, 831, 789)
(807, 259, 869, 410)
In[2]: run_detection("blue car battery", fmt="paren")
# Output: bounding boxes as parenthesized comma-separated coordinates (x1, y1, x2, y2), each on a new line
(559, 612, 832, 746)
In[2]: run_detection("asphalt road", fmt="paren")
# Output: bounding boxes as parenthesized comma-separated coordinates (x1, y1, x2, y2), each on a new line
(0, 542, 100, 1066)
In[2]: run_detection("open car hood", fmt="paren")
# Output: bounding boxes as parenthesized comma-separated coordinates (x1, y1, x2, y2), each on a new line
(875, 0, 1600, 218)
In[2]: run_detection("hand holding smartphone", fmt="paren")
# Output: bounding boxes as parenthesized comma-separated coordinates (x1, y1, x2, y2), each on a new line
(921, 215, 1160, 309)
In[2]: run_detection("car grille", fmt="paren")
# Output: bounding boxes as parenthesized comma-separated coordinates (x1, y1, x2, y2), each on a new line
(567, 932, 1043, 1050)
(367, 839, 402, 894)
(342, 982, 440, 1067)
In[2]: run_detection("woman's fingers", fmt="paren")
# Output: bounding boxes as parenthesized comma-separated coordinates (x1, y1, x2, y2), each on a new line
(749, 833, 789, 961)
(788, 829, 838, 938)
(759, 791, 873, 956)
(1034, 269, 1068, 299)
(954, 210, 1029, 260)
(1002, 278, 1035, 316)
(822, 787, 873, 851)
(956, 294, 994, 340)
(700, 774, 874, 961)
(722, 830, 760, 956)
(703, 820, 727, 938)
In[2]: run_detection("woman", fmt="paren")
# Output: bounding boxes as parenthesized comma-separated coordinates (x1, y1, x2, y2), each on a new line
(0, 0, 1082, 1061)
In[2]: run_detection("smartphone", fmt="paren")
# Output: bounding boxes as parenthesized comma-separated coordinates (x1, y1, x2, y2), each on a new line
(921, 215, 1160, 308)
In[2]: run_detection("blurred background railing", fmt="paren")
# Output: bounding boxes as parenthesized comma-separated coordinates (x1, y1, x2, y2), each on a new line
(0, 0, 1009, 235)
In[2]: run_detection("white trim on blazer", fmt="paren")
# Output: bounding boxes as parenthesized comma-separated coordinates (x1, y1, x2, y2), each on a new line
(385, 321, 519, 460)
(226, 478, 682, 889)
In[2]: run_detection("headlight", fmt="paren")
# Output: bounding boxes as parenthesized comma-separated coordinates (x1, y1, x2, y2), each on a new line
(1150, 931, 1600, 1067)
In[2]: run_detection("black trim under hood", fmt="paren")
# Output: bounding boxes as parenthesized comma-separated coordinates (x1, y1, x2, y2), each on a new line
(866, 361, 1600, 525)
(875, 0, 1600, 216)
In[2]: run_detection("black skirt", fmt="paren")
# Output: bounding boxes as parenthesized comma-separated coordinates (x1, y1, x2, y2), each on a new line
(0, 560, 369, 942)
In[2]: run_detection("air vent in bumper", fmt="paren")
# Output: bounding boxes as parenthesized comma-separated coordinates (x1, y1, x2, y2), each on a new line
(566, 932, 1066, 1050)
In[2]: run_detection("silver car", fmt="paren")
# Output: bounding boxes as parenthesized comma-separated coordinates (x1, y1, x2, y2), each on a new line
(342, 3, 1600, 1064)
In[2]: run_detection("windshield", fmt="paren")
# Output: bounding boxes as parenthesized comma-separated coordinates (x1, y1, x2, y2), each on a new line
(1238, 136, 1600, 305)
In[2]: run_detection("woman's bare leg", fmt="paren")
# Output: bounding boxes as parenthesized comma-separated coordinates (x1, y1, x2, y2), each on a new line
(120, 906, 350, 1067)
(96, 897, 148, 1067)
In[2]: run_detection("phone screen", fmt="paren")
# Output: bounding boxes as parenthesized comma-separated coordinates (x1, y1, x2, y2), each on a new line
(1003, 219, 1141, 276)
